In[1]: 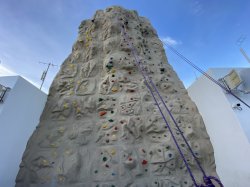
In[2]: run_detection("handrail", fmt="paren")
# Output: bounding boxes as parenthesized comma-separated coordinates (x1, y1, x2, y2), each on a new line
(0, 84, 10, 103)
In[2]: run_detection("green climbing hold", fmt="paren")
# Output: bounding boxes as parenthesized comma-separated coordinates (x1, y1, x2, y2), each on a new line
(109, 119, 114, 122)
(106, 63, 113, 70)
(103, 157, 107, 162)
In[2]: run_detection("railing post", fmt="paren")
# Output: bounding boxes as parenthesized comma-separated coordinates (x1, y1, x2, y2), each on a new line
(0, 84, 10, 103)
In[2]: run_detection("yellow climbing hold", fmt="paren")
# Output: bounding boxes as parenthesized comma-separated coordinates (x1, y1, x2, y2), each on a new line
(42, 159, 49, 166)
(111, 149, 116, 155)
(76, 107, 81, 113)
(111, 87, 118, 92)
(65, 150, 71, 155)
(102, 124, 108, 129)
(50, 143, 57, 148)
(58, 127, 65, 133)
(111, 68, 116, 73)
(63, 103, 68, 109)
(73, 101, 77, 107)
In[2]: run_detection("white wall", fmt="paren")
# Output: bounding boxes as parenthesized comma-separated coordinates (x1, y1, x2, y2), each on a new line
(210, 68, 250, 142)
(188, 69, 250, 187)
(0, 76, 19, 113)
(0, 76, 47, 187)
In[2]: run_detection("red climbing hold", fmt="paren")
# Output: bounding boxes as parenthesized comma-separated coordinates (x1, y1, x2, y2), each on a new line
(142, 160, 148, 165)
(99, 111, 107, 116)
(128, 157, 133, 161)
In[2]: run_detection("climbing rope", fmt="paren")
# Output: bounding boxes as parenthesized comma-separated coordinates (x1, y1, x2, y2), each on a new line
(162, 41, 250, 109)
(120, 21, 223, 187)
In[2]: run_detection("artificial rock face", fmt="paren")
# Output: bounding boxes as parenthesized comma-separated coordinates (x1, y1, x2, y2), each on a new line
(16, 6, 218, 187)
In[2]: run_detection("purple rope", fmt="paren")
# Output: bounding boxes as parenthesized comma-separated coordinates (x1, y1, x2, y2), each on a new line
(121, 23, 223, 187)
(199, 176, 224, 187)
(148, 42, 224, 187)
(121, 26, 199, 187)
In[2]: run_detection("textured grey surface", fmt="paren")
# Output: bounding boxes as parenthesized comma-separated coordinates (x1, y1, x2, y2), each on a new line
(16, 6, 218, 187)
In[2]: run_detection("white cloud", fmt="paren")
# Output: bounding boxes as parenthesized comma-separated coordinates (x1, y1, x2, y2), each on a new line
(0, 64, 17, 76)
(161, 36, 182, 46)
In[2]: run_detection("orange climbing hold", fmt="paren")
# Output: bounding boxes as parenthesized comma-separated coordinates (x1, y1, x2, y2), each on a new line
(99, 111, 107, 117)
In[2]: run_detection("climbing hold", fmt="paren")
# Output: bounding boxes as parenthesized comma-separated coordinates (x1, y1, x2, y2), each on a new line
(76, 107, 81, 113)
(106, 63, 113, 70)
(99, 111, 107, 117)
(109, 119, 114, 122)
(142, 160, 148, 165)
(111, 149, 116, 155)
(98, 98, 103, 102)
(111, 134, 117, 140)
(111, 68, 116, 73)
(111, 87, 118, 92)
(127, 89, 135, 93)
(58, 127, 65, 133)
(72, 101, 77, 107)
(63, 103, 68, 109)
(103, 157, 107, 162)
(102, 124, 108, 129)
(114, 126, 118, 130)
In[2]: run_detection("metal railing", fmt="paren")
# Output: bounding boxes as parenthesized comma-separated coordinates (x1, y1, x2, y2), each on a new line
(0, 84, 10, 103)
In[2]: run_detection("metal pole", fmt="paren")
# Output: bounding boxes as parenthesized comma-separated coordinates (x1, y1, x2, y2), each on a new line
(240, 48, 250, 64)
(40, 63, 51, 90)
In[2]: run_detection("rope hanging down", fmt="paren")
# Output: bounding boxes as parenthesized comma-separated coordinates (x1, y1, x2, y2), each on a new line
(120, 21, 223, 187)
(162, 41, 250, 109)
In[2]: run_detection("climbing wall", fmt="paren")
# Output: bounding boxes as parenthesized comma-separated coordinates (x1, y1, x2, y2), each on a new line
(16, 6, 218, 187)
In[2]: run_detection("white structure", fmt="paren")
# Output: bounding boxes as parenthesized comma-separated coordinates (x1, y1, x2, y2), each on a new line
(188, 68, 250, 187)
(0, 76, 47, 187)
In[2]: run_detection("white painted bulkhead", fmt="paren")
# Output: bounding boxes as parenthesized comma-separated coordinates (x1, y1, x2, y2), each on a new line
(0, 76, 47, 187)
(188, 68, 250, 187)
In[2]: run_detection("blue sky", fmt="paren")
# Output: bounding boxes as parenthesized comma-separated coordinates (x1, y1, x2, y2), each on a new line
(0, 0, 249, 93)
